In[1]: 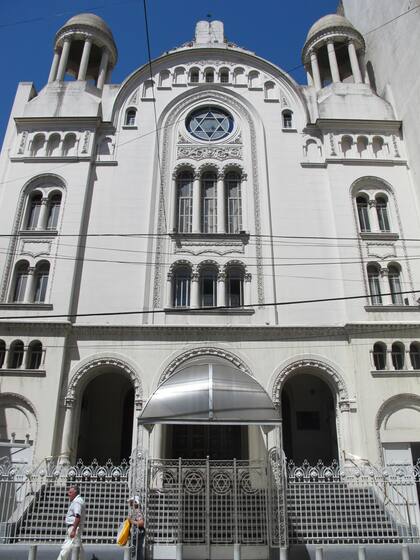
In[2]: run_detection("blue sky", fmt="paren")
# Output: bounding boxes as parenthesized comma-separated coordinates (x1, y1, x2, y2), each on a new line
(0, 0, 339, 143)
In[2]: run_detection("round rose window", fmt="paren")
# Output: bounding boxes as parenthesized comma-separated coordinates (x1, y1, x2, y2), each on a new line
(186, 106, 234, 141)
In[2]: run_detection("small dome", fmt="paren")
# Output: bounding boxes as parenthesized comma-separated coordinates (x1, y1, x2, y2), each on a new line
(306, 14, 355, 43)
(60, 13, 114, 41)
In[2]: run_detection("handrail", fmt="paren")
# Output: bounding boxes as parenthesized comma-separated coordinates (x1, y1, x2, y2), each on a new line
(344, 453, 413, 538)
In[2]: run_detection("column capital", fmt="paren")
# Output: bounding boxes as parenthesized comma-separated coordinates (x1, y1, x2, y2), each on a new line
(64, 396, 75, 409)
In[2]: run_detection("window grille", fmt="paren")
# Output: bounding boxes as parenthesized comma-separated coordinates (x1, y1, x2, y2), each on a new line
(173, 268, 191, 307)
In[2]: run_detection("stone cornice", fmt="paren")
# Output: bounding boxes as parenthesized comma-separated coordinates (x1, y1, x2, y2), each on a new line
(14, 117, 101, 128)
(315, 119, 402, 133)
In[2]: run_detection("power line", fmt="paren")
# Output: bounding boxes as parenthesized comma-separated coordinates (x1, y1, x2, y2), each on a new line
(0, 288, 418, 321)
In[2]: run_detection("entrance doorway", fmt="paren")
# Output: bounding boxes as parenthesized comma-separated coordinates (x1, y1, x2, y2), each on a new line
(281, 373, 338, 464)
(76, 371, 134, 464)
(165, 424, 248, 459)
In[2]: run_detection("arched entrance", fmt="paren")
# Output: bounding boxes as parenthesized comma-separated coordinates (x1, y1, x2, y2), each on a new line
(281, 373, 338, 464)
(76, 371, 134, 464)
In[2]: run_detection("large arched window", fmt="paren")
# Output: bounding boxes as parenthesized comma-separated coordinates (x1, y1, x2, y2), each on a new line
(176, 171, 193, 233)
(27, 340, 43, 370)
(25, 192, 43, 230)
(391, 342, 405, 370)
(12, 261, 30, 303)
(8, 340, 24, 369)
(33, 261, 50, 303)
(200, 266, 218, 307)
(46, 192, 62, 230)
(226, 266, 244, 307)
(225, 172, 242, 234)
(409, 342, 420, 370)
(173, 266, 191, 308)
(373, 342, 387, 370)
(388, 264, 402, 304)
(201, 172, 217, 233)
(376, 195, 390, 232)
(356, 195, 370, 232)
(367, 264, 382, 305)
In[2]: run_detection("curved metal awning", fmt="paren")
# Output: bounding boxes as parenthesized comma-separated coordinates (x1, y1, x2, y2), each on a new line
(139, 363, 280, 426)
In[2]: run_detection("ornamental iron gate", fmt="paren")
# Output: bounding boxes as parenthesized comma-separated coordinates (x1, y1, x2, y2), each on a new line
(145, 454, 287, 549)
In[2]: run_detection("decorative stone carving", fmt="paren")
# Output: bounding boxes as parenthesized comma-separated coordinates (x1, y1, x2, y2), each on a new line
(81, 131, 91, 154)
(175, 239, 245, 256)
(18, 132, 28, 155)
(129, 88, 139, 106)
(20, 240, 52, 258)
(329, 133, 337, 156)
(366, 243, 396, 259)
(177, 145, 242, 161)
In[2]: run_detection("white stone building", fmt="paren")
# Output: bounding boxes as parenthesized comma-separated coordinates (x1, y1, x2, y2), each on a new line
(0, 10, 419, 559)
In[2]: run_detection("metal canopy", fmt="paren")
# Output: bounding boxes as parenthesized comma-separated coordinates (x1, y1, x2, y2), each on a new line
(139, 363, 281, 425)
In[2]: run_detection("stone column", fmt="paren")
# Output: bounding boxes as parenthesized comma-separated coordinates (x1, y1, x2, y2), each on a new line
(77, 38, 93, 80)
(244, 273, 252, 306)
(56, 38, 71, 82)
(327, 42, 340, 83)
(217, 173, 225, 233)
(97, 49, 109, 90)
(172, 176, 178, 231)
(306, 71, 313, 87)
(166, 272, 173, 308)
(348, 41, 362, 83)
(24, 268, 36, 303)
(339, 401, 353, 458)
(217, 273, 226, 308)
(192, 174, 201, 233)
(48, 50, 60, 83)
(191, 272, 200, 308)
(59, 400, 74, 464)
(310, 51, 322, 90)
(37, 198, 49, 230)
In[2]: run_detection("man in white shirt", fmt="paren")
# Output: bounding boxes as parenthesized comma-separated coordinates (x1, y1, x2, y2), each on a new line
(57, 485, 86, 560)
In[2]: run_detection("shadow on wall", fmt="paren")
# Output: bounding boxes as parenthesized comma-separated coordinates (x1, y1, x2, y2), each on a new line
(366, 61, 377, 93)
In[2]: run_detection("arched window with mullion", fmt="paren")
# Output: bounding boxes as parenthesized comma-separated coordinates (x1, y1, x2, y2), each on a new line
(226, 172, 242, 234)
(176, 171, 193, 233)
(33, 261, 50, 303)
(376, 195, 390, 232)
(367, 264, 382, 305)
(226, 266, 244, 307)
(200, 267, 217, 307)
(356, 195, 370, 232)
(25, 192, 43, 230)
(173, 266, 191, 307)
(201, 172, 217, 233)
(388, 264, 403, 304)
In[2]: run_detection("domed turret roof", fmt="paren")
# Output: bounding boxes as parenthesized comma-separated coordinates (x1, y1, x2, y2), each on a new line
(306, 14, 355, 43)
(60, 13, 114, 41)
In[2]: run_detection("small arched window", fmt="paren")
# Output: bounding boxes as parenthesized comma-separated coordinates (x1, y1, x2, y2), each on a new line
(219, 68, 229, 83)
(234, 67, 246, 85)
(46, 192, 62, 230)
(226, 266, 244, 307)
(372, 136, 385, 158)
(200, 267, 218, 307)
(205, 68, 214, 83)
(376, 195, 390, 232)
(46, 134, 61, 157)
(27, 340, 43, 370)
(12, 261, 30, 303)
(373, 342, 387, 370)
(282, 110, 293, 129)
(62, 133, 77, 156)
(264, 81, 276, 100)
(409, 342, 420, 370)
(31, 134, 45, 157)
(189, 68, 200, 83)
(176, 171, 193, 233)
(388, 264, 402, 304)
(0, 340, 5, 368)
(125, 108, 137, 126)
(226, 172, 242, 234)
(143, 80, 154, 98)
(25, 192, 43, 230)
(8, 340, 24, 369)
(356, 195, 370, 232)
(201, 172, 217, 233)
(33, 261, 50, 303)
(357, 136, 368, 157)
(174, 67, 186, 85)
(391, 342, 405, 370)
(341, 136, 353, 157)
(367, 264, 382, 305)
(159, 70, 171, 88)
(248, 71, 260, 88)
(173, 266, 191, 308)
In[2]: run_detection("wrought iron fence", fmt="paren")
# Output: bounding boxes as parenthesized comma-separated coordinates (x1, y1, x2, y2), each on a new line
(286, 459, 420, 545)
(0, 457, 130, 544)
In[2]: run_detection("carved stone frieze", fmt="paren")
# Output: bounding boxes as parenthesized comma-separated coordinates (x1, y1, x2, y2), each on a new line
(20, 240, 52, 258)
(174, 239, 245, 256)
(366, 243, 396, 259)
(177, 145, 242, 161)
(81, 131, 91, 154)
(18, 132, 28, 155)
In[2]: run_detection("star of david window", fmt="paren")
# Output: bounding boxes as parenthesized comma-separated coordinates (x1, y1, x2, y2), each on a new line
(187, 107, 234, 141)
